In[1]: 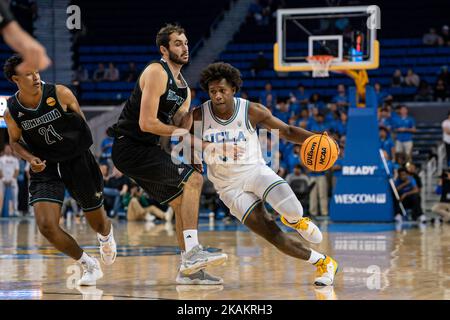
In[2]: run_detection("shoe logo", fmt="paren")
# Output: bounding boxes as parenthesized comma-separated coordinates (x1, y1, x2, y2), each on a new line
(186, 235, 192, 239)
(178, 168, 184, 175)
(18, 112, 24, 118)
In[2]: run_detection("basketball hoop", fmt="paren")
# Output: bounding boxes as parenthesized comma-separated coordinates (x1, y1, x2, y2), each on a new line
(306, 55, 335, 78)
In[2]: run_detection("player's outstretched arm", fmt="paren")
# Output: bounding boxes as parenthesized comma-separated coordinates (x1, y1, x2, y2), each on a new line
(248, 102, 314, 145)
(139, 64, 187, 137)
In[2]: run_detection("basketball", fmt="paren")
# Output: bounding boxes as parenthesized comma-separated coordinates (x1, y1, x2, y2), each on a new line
(300, 133, 339, 172)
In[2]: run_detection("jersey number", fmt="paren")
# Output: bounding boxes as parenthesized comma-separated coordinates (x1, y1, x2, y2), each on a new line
(38, 125, 63, 145)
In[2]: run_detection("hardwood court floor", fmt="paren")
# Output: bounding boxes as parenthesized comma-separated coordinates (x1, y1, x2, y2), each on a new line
(0, 217, 449, 300)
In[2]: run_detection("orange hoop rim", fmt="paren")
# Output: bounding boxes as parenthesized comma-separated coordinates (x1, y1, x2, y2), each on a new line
(306, 55, 335, 62)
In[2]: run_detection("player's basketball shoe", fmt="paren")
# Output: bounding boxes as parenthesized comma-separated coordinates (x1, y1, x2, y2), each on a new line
(176, 269, 223, 285)
(180, 245, 228, 275)
(98, 231, 117, 266)
(313, 256, 338, 286)
(78, 258, 103, 286)
(281, 216, 323, 244)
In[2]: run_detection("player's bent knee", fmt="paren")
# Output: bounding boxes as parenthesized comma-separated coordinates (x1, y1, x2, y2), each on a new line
(38, 223, 60, 240)
(185, 171, 203, 189)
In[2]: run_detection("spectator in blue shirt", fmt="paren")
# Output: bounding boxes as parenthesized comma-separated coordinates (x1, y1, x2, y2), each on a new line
(259, 82, 276, 109)
(332, 111, 348, 136)
(290, 84, 310, 110)
(284, 144, 301, 174)
(308, 93, 326, 113)
(272, 98, 291, 124)
(331, 84, 349, 110)
(374, 82, 393, 107)
(380, 127, 395, 160)
(99, 134, 114, 165)
(294, 109, 311, 129)
(378, 107, 394, 136)
(394, 168, 424, 221)
(190, 88, 202, 108)
(309, 113, 330, 133)
(392, 105, 416, 161)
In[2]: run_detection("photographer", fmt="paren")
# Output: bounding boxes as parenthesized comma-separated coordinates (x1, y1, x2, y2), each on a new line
(431, 170, 450, 222)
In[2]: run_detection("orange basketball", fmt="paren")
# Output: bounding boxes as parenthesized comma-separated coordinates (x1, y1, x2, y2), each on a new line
(300, 133, 339, 172)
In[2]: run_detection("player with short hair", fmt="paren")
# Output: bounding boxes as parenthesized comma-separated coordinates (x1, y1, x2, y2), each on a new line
(3, 54, 116, 286)
(108, 24, 227, 285)
(193, 62, 339, 286)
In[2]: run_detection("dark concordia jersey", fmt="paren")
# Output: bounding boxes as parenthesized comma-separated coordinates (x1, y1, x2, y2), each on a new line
(7, 83, 93, 163)
(108, 59, 188, 145)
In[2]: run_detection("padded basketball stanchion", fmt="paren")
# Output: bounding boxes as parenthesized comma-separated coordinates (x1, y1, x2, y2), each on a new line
(330, 85, 394, 222)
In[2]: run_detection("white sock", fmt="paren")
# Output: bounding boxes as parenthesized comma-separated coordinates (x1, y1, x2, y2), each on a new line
(308, 249, 325, 264)
(77, 252, 95, 267)
(98, 224, 113, 242)
(183, 229, 199, 253)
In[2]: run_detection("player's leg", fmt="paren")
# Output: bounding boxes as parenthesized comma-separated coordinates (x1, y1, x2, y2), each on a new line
(29, 165, 103, 286)
(244, 204, 337, 286)
(248, 166, 322, 243)
(60, 150, 116, 266)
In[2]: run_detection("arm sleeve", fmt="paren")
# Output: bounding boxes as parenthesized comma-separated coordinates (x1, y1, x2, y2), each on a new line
(0, 0, 15, 30)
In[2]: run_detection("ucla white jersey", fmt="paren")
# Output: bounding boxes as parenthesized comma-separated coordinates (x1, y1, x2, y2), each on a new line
(201, 97, 266, 189)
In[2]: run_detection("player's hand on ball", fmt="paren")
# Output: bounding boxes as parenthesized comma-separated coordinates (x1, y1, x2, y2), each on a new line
(30, 157, 46, 172)
(300, 132, 339, 172)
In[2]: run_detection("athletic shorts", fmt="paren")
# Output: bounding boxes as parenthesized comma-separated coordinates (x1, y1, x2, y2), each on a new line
(214, 164, 287, 223)
(111, 136, 195, 205)
(29, 150, 104, 212)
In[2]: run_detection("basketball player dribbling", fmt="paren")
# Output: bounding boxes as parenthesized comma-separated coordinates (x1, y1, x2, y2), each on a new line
(3, 54, 116, 286)
(108, 24, 227, 285)
(193, 62, 339, 286)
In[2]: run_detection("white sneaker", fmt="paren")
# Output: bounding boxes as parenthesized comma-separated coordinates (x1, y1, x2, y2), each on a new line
(98, 230, 117, 266)
(78, 258, 103, 286)
(281, 216, 323, 244)
(145, 213, 156, 222)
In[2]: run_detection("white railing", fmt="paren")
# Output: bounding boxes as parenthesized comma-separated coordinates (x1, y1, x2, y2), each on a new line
(419, 170, 426, 210)
(426, 157, 437, 197)
(437, 143, 446, 174)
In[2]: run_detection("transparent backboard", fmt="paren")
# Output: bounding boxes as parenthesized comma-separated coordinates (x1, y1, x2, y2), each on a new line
(274, 6, 380, 72)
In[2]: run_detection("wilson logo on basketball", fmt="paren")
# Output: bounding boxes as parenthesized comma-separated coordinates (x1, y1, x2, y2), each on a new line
(306, 142, 316, 166)
(46, 97, 56, 107)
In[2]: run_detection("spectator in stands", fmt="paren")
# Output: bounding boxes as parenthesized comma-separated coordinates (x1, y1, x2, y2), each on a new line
(0, 145, 19, 216)
(99, 133, 114, 165)
(290, 84, 310, 111)
(103, 166, 129, 217)
(414, 80, 433, 101)
(406, 162, 423, 192)
(189, 88, 202, 108)
(438, 66, 450, 86)
(442, 111, 450, 167)
(73, 65, 89, 82)
(404, 68, 420, 87)
(332, 84, 349, 110)
(123, 184, 174, 222)
(104, 62, 120, 81)
(440, 25, 450, 46)
(434, 79, 449, 101)
(379, 107, 394, 135)
(391, 69, 404, 87)
(295, 108, 311, 129)
(374, 82, 393, 107)
(309, 112, 330, 133)
(273, 98, 291, 123)
(308, 168, 328, 217)
(286, 164, 309, 185)
(392, 105, 416, 161)
(259, 82, 276, 109)
(250, 51, 269, 77)
(284, 144, 301, 174)
(395, 168, 424, 222)
(93, 63, 106, 82)
(422, 28, 443, 46)
(380, 127, 395, 160)
(308, 93, 326, 113)
(122, 62, 138, 82)
(432, 169, 450, 222)
(333, 111, 348, 137)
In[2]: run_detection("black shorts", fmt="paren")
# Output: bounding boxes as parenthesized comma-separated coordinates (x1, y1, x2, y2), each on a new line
(29, 150, 104, 212)
(111, 136, 195, 204)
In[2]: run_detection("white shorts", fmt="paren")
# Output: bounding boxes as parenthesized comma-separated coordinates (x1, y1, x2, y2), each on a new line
(216, 164, 287, 223)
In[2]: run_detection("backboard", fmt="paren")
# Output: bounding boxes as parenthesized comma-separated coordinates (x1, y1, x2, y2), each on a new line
(274, 6, 380, 73)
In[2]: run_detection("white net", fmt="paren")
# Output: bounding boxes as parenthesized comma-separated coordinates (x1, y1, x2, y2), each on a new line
(307, 55, 334, 78)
